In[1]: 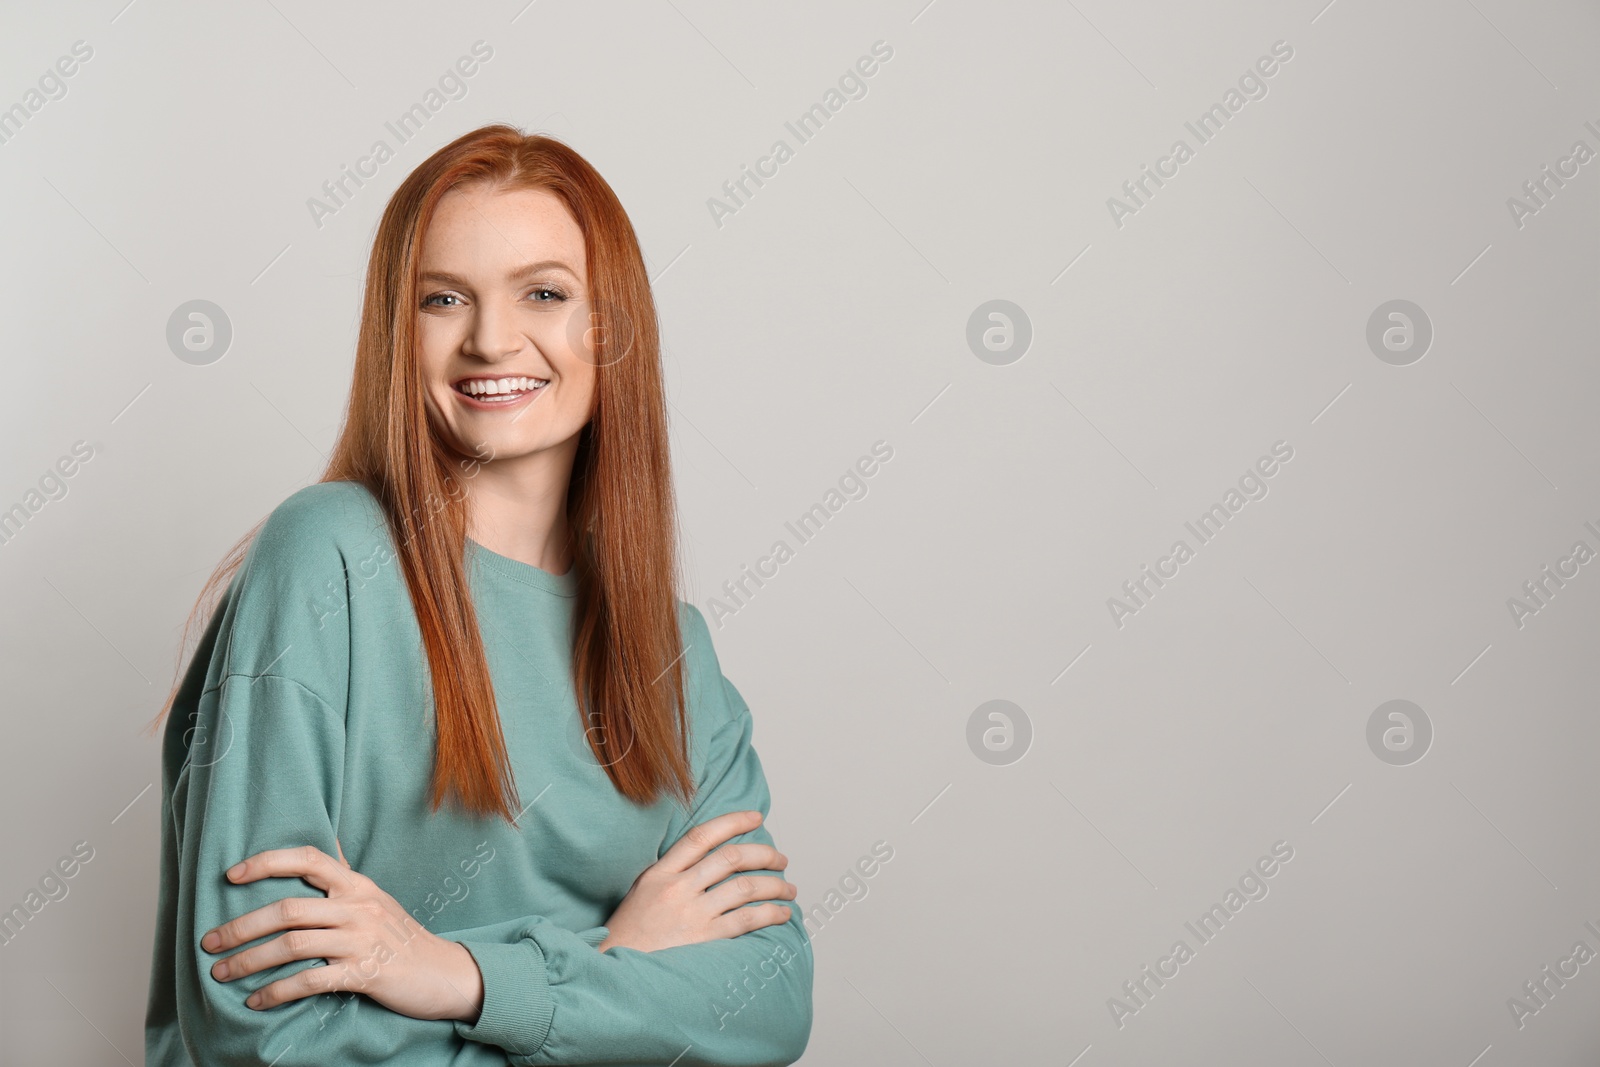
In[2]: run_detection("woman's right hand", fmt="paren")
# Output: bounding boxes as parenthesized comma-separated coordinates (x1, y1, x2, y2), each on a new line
(597, 810, 798, 953)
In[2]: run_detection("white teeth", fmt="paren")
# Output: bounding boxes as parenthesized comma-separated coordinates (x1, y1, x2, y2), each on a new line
(456, 376, 549, 397)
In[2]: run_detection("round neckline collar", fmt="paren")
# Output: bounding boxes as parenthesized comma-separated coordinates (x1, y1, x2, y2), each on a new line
(466, 537, 578, 598)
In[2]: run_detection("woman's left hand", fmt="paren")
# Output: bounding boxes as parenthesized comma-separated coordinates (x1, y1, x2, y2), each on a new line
(200, 840, 484, 1022)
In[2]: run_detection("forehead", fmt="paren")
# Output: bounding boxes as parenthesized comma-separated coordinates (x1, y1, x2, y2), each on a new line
(420, 183, 585, 271)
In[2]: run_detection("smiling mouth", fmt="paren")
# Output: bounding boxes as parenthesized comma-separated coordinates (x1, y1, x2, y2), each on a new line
(453, 375, 549, 405)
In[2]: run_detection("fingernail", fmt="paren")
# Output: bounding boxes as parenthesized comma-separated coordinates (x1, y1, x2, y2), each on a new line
(213, 961, 230, 980)
(227, 863, 245, 880)
(246, 993, 262, 1009)
(202, 931, 220, 951)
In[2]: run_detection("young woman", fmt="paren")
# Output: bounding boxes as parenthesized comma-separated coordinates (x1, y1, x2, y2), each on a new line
(143, 125, 814, 1066)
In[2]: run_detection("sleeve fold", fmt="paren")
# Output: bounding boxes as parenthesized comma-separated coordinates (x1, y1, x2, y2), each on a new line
(452, 935, 554, 1057)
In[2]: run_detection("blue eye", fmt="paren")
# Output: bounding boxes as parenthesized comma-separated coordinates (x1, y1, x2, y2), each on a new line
(421, 287, 566, 308)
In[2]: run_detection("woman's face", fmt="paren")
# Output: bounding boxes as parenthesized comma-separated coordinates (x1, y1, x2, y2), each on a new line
(414, 182, 597, 472)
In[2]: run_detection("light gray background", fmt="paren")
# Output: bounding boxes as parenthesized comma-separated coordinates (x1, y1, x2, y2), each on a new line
(2, 0, 1597, 1063)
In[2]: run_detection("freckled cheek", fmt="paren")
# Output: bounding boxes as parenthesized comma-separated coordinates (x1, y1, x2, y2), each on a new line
(544, 375, 596, 432)
(528, 319, 580, 363)
(415, 364, 451, 414)
(414, 328, 457, 380)
(555, 364, 598, 408)
(539, 336, 597, 388)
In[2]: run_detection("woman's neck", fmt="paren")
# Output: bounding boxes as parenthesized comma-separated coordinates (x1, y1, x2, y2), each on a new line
(461, 444, 578, 577)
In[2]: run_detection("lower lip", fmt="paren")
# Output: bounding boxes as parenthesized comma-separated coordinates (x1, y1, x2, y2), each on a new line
(453, 384, 548, 411)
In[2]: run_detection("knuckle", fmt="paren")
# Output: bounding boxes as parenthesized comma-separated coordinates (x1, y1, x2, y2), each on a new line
(719, 844, 742, 868)
(278, 897, 305, 924)
(282, 929, 312, 956)
(733, 875, 756, 897)
(685, 823, 714, 850)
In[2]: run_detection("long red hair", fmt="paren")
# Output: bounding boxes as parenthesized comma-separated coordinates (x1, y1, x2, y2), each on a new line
(148, 125, 693, 822)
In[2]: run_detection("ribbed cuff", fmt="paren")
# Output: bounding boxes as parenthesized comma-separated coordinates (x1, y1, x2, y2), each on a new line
(453, 937, 555, 1058)
(578, 925, 610, 948)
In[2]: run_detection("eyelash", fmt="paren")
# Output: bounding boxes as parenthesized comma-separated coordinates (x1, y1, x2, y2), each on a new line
(421, 285, 568, 309)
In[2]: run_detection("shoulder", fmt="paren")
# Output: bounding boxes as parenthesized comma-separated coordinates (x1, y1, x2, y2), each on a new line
(230, 480, 390, 626)
(211, 483, 383, 706)
(240, 481, 393, 592)
(676, 599, 718, 684)
(675, 599, 751, 737)
(677, 598, 711, 646)
(251, 480, 387, 562)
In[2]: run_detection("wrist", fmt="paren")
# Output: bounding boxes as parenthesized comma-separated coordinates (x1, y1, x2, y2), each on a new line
(446, 941, 485, 1023)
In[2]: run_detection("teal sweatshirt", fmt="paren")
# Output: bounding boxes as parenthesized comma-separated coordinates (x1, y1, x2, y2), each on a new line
(144, 481, 814, 1066)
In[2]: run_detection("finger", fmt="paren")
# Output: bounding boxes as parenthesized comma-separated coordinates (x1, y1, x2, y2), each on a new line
(688, 842, 788, 891)
(336, 838, 349, 867)
(243, 960, 346, 1011)
(710, 901, 794, 941)
(203, 894, 346, 956)
(656, 810, 764, 874)
(226, 845, 358, 894)
(216, 926, 356, 985)
(703, 875, 798, 916)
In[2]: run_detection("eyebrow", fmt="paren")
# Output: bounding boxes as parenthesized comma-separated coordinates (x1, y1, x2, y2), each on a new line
(417, 260, 578, 286)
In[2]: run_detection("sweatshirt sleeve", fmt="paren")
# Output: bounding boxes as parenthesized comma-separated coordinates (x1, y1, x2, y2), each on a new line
(161, 493, 493, 1066)
(449, 610, 815, 1067)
